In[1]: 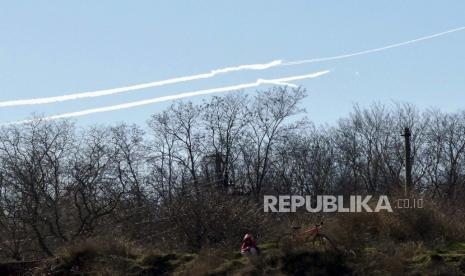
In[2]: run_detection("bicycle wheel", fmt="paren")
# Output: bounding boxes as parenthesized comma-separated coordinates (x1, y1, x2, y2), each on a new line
(312, 234, 336, 251)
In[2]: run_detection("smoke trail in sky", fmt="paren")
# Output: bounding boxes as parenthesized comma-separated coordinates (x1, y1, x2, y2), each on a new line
(0, 60, 282, 107)
(5, 70, 330, 125)
(283, 26, 465, 66)
(1, 26, 463, 108)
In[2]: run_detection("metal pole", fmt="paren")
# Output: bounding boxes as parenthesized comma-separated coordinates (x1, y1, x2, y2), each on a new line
(402, 127, 413, 196)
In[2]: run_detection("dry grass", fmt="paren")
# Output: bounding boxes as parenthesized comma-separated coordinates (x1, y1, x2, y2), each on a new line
(4, 197, 465, 275)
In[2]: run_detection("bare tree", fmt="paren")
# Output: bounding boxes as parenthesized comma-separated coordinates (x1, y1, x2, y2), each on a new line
(242, 87, 307, 197)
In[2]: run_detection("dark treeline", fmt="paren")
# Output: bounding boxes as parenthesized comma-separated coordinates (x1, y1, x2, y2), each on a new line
(1, 87, 465, 260)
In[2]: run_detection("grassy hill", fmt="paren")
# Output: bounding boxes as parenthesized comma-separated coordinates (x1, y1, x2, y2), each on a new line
(2, 239, 465, 275)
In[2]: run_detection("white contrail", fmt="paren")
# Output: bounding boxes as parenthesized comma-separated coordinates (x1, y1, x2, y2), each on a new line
(0, 60, 283, 107)
(5, 70, 330, 125)
(283, 26, 465, 66)
(1, 26, 463, 108)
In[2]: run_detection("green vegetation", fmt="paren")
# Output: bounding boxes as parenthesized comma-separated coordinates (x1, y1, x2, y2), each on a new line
(3, 240, 464, 275)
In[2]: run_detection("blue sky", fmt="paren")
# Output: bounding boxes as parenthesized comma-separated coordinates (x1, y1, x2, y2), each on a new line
(1, 1, 464, 126)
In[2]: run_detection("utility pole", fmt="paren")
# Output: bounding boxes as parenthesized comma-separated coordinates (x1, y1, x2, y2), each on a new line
(402, 127, 413, 196)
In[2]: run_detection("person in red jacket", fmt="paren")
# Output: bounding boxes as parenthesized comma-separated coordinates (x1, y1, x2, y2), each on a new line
(240, 233, 259, 255)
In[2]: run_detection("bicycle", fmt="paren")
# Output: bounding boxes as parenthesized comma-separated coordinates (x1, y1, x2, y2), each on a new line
(278, 221, 336, 252)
